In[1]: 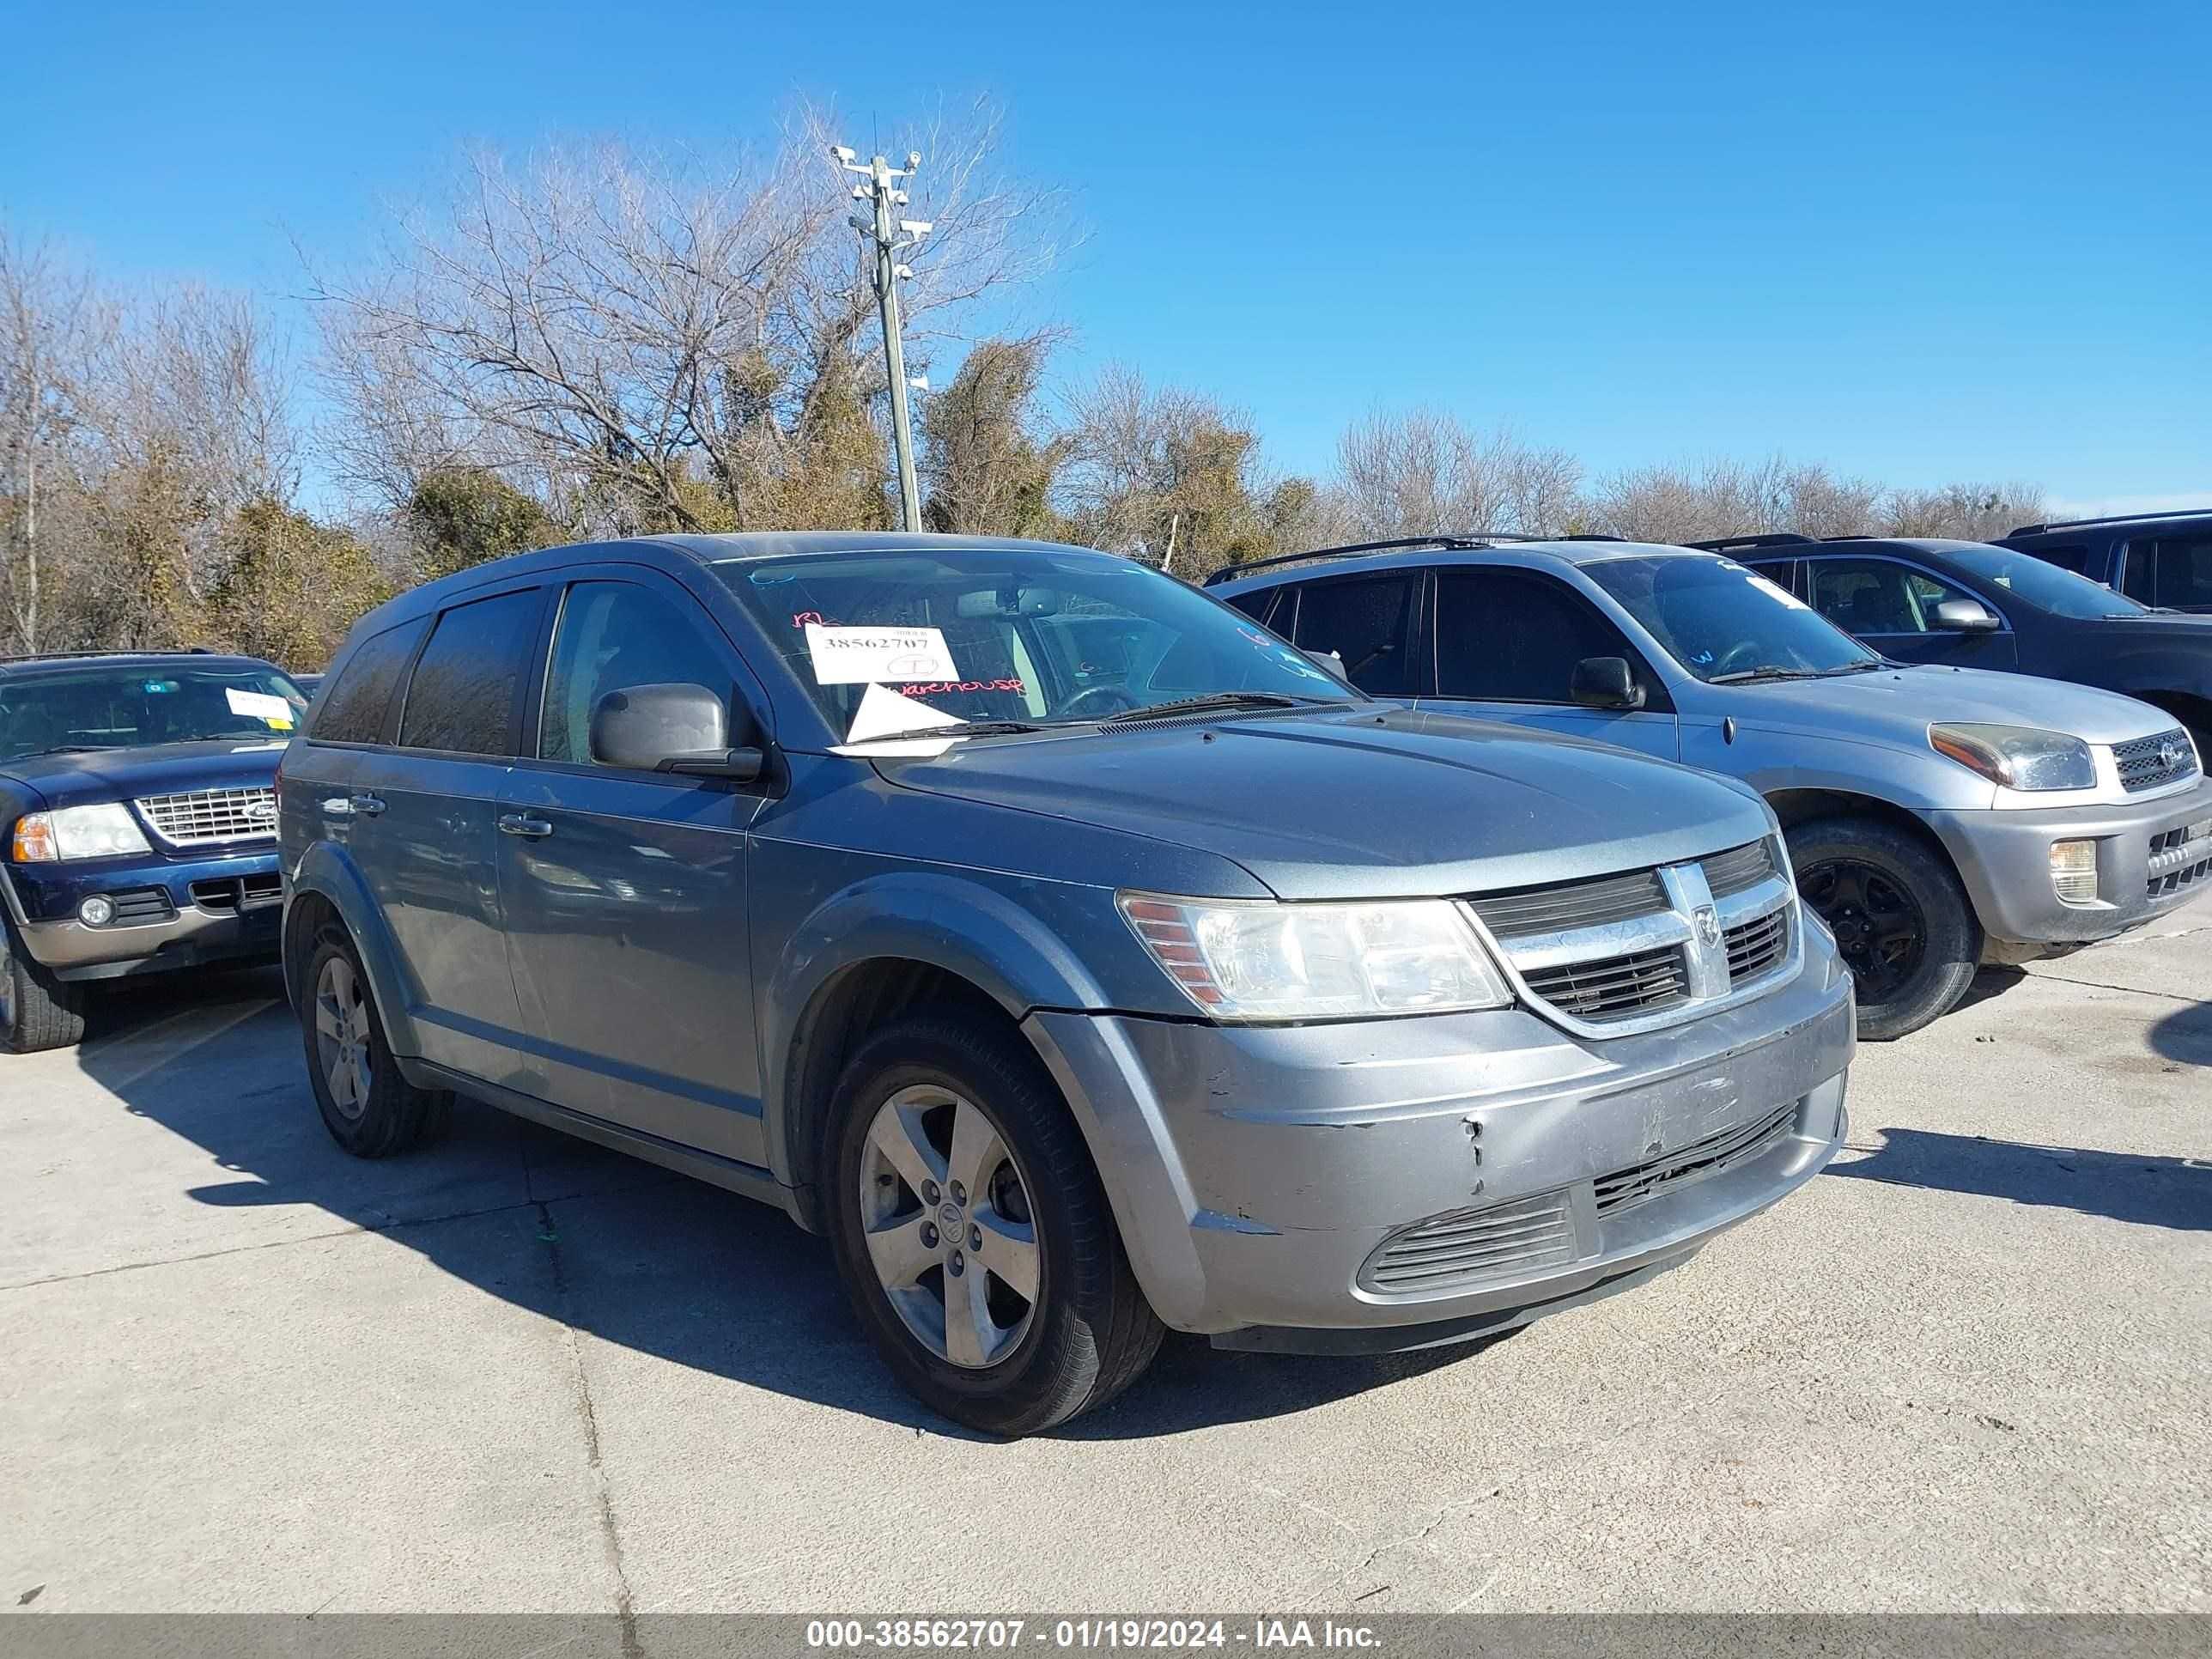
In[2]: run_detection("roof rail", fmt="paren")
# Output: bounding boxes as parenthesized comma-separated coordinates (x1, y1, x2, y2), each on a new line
(1684, 534, 1819, 553)
(1200, 534, 1535, 588)
(2007, 508, 2206, 536)
(1559, 533, 1625, 543)
(0, 647, 216, 665)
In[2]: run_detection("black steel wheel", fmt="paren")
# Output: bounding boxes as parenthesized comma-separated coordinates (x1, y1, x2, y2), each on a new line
(1786, 816, 1980, 1040)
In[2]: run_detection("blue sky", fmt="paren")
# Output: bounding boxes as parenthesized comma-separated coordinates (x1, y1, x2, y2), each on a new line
(6, 0, 2207, 514)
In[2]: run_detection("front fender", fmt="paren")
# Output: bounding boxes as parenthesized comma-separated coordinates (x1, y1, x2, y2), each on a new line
(760, 868, 1121, 1184)
(284, 840, 423, 1057)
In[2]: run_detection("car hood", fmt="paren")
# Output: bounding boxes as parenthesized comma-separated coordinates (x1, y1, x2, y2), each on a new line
(1729, 665, 2178, 747)
(878, 704, 1774, 901)
(0, 738, 289, 814)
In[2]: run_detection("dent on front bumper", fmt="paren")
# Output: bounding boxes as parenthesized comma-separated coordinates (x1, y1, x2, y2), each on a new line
(1024, 947, 1855, 1351)
(1924, 775, 2212, 948)
(2, 853, 283, 981)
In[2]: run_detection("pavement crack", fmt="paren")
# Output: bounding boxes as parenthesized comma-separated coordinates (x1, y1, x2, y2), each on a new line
(537, 1198, 643, 1659)
(2024, 969, 2198, 1006)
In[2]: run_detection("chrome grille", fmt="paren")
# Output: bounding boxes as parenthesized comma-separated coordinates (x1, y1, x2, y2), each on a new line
(1360, 1192, 1578, 1294)
(1724, 908, 1790, 983)
(135, 786, 277, 848)
(1701, 839, 1778, 898)
(1466, 868, 1667, 938)
(1594, 1103, 1800, 1217)
(2113, 730, 2199, 794)
(1522, 945, 1689, 1022)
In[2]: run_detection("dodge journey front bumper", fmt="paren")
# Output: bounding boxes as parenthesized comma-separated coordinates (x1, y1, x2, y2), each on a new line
(1024, 933, 1855, 1350)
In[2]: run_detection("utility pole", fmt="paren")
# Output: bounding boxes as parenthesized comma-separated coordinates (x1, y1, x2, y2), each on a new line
(833, 144, 930, 532)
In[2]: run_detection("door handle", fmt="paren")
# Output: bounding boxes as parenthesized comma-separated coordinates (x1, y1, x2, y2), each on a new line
(349, 793, 386, 817)
(499, 814, 554, 839)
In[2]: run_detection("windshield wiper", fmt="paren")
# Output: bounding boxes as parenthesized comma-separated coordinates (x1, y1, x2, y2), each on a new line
(1102, 691, 1333, 724)
(9, 744, 101, 760)
(1819, 659, 1888, 676)
(1706, 665, 1826, 684)
(853, 719, 1055, 745)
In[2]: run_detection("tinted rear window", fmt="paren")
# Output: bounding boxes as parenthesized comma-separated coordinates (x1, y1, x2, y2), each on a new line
(313, 622, 425, 744)
(397, 591, 541, 756)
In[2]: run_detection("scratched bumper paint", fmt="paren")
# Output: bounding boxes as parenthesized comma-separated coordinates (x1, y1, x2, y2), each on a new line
(1024, 935, 1854, 1342)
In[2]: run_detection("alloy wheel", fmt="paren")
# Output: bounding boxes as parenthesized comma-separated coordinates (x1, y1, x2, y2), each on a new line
(313, 956, 373, 1121)
(1798, 857, 1928, 1002)
(857, 1085, 1041, 1370)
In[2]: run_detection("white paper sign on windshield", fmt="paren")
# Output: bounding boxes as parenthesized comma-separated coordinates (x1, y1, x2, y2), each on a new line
(832, 683, 967, 757)
(805, 623, 959, 685)
(226, 688, 298, 726)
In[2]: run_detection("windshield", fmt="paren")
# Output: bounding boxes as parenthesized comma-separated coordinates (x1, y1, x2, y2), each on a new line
(0, 662, 308, 763)
(1584, 556, 1880, 682)
(715, 548, 1359, 744)
(1941, 544, 2150, 620)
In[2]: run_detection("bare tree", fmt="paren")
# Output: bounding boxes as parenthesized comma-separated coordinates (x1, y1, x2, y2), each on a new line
(0, 232, 112, 651)
(1882, 481, 2046, 540)
(1334, 408, 1580, 539)
(313, 101, 1066, 538)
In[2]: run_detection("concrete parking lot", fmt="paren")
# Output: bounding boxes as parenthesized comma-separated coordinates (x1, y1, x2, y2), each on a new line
(3, 921, 2208, 1615)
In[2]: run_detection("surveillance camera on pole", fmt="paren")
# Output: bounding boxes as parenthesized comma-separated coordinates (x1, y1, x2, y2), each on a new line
(834, 142, 927, 532)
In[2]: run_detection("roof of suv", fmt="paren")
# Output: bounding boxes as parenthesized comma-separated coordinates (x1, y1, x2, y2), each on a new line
(1210, 538, 1713, 592)
(0, 650, 276, 680)
(2006, 509, 2212, 538)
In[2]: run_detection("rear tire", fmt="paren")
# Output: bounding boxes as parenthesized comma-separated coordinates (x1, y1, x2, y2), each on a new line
(1788, 816, 1979, 1041)
(0, 913, 88, 1054)
(299, 923, 450, 1155)
(823, 1006, 1164, 1436)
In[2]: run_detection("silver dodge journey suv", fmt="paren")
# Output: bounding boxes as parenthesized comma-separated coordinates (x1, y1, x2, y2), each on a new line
(276, 533, 1854, 1433)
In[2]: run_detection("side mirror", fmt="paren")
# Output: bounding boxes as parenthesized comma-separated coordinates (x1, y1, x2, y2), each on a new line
(1571, 655, 1646, 710)
(590, 683, 764, 781)
(1931, 598, 1999, 633)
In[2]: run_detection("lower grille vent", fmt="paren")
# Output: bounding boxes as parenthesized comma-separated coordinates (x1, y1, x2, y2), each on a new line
(1360, 1192, 1578, 1294)
(1595, 1103, 1799, 1217)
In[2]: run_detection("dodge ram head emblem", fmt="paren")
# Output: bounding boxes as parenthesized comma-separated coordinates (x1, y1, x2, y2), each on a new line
(1695, 906, 1722, 948)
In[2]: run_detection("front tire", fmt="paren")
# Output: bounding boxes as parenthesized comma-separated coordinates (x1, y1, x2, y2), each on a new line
(1788, 816, 1979, 1041)
(299, 923, 449, 1155)
(0, 913, 87, 1054)
(824, 1007, 1164, 1436)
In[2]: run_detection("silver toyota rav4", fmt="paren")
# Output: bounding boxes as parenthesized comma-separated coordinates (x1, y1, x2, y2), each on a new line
(1216, 538, 2212, 1039)
(278, 532, 1853, 1433)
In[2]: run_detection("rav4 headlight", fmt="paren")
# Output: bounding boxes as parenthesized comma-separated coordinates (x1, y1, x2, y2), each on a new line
(9, 804, 153, 862)
(1118, 894, 1513, 1021)
(1928, 723, 2096, 793)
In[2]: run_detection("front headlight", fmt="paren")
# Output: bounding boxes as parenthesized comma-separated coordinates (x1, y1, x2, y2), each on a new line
(1118, 893, 1513, 1021)
(9, 804, 153, 862)
(1929, 723, 2096, 792)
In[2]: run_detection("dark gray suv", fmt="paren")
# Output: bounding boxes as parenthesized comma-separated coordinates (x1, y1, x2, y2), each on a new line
(277, 533, 1855, 1432)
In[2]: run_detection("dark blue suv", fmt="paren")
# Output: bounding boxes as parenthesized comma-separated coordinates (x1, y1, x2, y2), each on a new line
(1999, 509, 2212, 613)
(0, 651, 310, 1051)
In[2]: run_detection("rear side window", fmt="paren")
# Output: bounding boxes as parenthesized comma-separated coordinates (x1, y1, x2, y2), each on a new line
(1436, 570, 1645, 702)
(312, 621, 425, 744)
(1291, 574, 1419, 695)
(397, 590, 542, 756)
(540, 582, 738, 765)
(2136, 534, 2212, 609)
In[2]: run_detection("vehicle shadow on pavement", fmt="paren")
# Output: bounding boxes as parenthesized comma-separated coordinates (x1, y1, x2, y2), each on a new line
(71, 969, 1483, 1441)
(1827, 1127, 2211, 1232)
(2148, 997, 2212, 1068)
